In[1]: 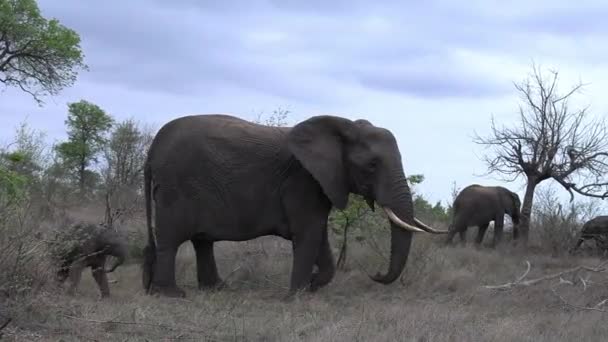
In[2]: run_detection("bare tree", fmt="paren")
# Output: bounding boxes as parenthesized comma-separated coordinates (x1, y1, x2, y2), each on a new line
(101, 118, 154, 228)
(475, 64, 608, 245)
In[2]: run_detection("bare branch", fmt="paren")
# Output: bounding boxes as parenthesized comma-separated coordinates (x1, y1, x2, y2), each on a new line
(475, 64, 608, 243)
(484, 260, 608, 290)
(550, 288, 608, 313)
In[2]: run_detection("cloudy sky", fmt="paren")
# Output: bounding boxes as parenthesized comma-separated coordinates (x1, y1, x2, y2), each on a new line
(2, 0, 608, 205)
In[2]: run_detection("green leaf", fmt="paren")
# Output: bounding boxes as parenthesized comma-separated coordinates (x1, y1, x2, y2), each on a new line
(0, 0, 87, 103)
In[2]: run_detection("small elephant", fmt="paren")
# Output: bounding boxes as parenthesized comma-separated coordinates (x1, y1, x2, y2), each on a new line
(571, 216, 608, 255)
(50, 222, 128, 297)
(445, 184, 521, 247)
(142, 114, 446, 298)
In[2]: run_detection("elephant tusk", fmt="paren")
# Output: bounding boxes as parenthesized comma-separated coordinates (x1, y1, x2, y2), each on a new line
(382, 207, 425, 233)
(414, 217, 449, 234)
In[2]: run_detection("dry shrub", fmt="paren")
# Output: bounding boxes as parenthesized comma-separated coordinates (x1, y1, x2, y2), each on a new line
(530, 187, 602, 256)
(3, 218, 608, 341)
(0, 200, 53, 299)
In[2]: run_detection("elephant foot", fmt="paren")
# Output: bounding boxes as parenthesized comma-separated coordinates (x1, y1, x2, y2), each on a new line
(282, 289, 309, 303)
(309, 271, 333, 292)
(148, 284, 186, 298)
(198, 279, 224, 291)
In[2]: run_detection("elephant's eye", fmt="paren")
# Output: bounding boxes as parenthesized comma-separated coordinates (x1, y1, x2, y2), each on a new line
(367, 159, 378, 173)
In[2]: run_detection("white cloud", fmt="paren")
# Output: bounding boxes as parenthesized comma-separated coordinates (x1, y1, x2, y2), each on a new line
(1, 0, 607, 206)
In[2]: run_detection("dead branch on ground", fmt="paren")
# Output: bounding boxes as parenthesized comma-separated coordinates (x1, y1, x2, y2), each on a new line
(550, 287, 608, 313)
(484, 260, 608, 290)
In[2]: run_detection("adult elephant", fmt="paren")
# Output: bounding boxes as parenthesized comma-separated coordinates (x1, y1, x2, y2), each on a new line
(142, 114, 446, 297)
(571, 216, 608, 254)
(445, 184, 521, 247)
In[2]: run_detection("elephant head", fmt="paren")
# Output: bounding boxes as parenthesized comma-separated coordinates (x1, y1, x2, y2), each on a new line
(505, 190, 521, 225)
(102, 230, 129, 273)
(287, 116, 446, 284)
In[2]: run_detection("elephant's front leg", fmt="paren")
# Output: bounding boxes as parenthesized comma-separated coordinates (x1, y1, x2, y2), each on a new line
(492, 215, 505, 247)
(91, 264, 110, 298)
(289, 227, 323, 296)
(458, 229, 467, 245)
(191, 238, 222, 290)
(570, 238, 585, 254)
(310, 228, 335, 291)
(445, 224, 458, 245)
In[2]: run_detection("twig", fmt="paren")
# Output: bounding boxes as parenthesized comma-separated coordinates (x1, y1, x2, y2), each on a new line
(550, 288, 608, 313)
(484, 260, 608, 290)
(594, 299, 608, 309)
(61, 314, 211, 335)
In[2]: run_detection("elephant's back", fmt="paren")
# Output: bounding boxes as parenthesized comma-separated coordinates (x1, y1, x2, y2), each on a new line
(582, 216, 608, 235)
(151, 114, 290, 164)
(146, 114, 295, 207)
(452, 184, 501, 215)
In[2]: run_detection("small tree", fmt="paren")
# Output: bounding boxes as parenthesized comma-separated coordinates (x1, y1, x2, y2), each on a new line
(0, 0, 87, 104)
(55, 100, 113, 195)
(102, 118, 154, 227)
(253, 107, 291, 127)
(475, 64, 608, 245)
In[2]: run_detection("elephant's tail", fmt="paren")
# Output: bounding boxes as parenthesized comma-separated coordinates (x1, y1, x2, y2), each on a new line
(142, 161, 156, 292)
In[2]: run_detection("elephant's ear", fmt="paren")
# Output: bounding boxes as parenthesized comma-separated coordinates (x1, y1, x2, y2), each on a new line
(287, 115, 357, 210)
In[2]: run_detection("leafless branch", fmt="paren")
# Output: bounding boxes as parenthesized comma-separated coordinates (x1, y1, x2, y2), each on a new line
(550, 287, 608, 313)
(483, 260, 608, 290)
(475, 64, 608, 201)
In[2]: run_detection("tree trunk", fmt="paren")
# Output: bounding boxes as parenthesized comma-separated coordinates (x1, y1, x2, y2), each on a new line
(516, 177, 538, 246)
(79, 161, 86, 195)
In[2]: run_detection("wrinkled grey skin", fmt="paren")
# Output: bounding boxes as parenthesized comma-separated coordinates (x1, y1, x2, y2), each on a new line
(445, 184, 521, 247)
(571, 216, 608, 254)
(52, 222, 128, 297)
(142, 114, 437, 298)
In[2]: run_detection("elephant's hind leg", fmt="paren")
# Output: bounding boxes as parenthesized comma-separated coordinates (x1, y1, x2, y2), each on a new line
(191, 238, 222, 290)
(149, 243, 185, 298)
(66, 260, 86, 296)
(475, 223, 489, 245)
(310, 229, 335, 291)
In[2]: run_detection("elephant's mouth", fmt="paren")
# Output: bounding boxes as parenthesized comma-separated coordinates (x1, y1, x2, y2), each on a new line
(381, 206, 448, 234)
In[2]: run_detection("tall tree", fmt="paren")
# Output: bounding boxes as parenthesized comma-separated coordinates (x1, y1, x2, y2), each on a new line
(475, 64, 608, 245)
(0, 0, 87, 104)
(55, 100, 113, 194)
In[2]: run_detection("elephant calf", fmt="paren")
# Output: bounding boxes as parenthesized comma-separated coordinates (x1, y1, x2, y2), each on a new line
(571, 216, 608, 255)
(445, 184, 521, 247)
(49, 221, 128, 297)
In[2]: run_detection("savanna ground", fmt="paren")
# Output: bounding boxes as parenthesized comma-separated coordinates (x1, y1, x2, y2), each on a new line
(2, 207, 607, 342)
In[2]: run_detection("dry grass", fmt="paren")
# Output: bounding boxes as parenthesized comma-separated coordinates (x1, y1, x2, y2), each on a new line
(2, 231, 607, 341)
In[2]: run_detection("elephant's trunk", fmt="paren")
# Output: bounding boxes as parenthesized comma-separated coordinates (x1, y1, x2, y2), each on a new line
(105, 243, 128, 273)
(106, 254, 124, 273)
(370, 177, 415, 284)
